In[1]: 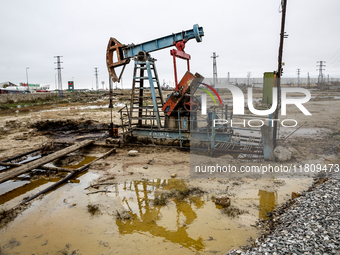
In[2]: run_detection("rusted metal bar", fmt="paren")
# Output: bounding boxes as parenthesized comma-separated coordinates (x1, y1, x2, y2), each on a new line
(283, 121, 307, 141)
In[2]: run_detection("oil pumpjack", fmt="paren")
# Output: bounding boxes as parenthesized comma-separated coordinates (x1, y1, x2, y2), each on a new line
(106, 24, 264, 157)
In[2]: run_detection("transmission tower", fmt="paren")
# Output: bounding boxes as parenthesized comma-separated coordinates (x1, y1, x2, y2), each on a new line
(54, 56, 63, 98)
(94, 67, 99, 93)
(297, 68, 300, 87)
(211, 52, 219, 87)
(316, 61, 326, 89)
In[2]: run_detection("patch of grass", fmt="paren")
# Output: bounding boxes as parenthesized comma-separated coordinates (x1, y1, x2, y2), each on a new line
(221, 206, 248, 218)
(22, 196, 30, 201)
(118, 96, 130, 101)
(161, 187, 205, 201)
(0, 208, 9, 220)
(153, 195, 168, 206)
(116, 210, 131, 220)
(56, 100, 70, 104)
(0, 105, 10, 110)
(87, 204, 100, 215)
(0, 98, 59, 110)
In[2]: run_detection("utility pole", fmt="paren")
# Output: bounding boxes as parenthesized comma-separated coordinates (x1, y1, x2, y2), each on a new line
(316, 61, 325, 89)
(227, 72, 230, 85)
(307, 72, 310, 88)
(273, 0, 288, 149)
(102, 81, 105, 90)
(54, 56, 63, 98)
(108, 74, 114, 137)
(94, 67, 99, 93)
(55, 73, 57, 91)
(26, 67, 29, 93)
(211, 52, 219, 87)
(247, 72, 251, 87)
(297, 68, 300, 87)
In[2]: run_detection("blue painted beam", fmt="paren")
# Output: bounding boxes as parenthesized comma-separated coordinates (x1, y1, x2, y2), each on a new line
(123, 24, 204, 58)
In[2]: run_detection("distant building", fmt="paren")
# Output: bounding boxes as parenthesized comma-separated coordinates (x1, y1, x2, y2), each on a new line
(0, 87, 27, 94)
(0, 81, 18, 88)
(20, 83, 50, 92)
(39, 85, 50, 90)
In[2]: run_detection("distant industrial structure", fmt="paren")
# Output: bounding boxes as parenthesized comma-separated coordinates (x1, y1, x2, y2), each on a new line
(0, 81, 50, 93)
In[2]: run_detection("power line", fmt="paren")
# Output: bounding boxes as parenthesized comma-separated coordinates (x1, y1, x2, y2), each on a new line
(327, 47, 340, 63)
(327, 57, 340, 72)
(327, 55, 340, 68)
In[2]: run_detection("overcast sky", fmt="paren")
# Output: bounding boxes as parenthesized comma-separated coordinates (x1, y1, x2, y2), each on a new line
(1, 0, 340, 89)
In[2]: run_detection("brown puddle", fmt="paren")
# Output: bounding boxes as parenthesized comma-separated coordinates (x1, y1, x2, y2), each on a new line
(0, 155, 97, 209)
(110, 179, 257, 253)
(0, 175, 314, 254)
(0, 177, 62, 207)
(50, 155, 98, 170)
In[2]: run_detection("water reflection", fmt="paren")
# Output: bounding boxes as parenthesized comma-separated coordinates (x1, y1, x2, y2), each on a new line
(258, 190, 277, 219)
(0, 155, 95, 207)
(113, 179, 205, 251)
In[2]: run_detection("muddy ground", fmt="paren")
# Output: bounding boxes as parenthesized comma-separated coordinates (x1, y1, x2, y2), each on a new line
(0, 88, 339, 254)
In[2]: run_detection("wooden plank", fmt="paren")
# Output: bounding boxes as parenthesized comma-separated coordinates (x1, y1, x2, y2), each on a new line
(0, 140, 94, 184)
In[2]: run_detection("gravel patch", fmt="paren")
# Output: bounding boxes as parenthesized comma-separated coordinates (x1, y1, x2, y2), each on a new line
(228, 176, 340, 255)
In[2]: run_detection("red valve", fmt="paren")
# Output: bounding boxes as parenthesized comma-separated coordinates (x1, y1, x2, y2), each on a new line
(183, 95, 199, 112)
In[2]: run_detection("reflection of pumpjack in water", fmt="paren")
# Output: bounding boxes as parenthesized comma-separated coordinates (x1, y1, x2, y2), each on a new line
(115, 179, 205, 251)
(258, 190, 277, 219)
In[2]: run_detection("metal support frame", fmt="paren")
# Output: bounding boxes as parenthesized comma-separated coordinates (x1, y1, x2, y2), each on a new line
(146, 59, 161, 128)
(171, 48, 191, 90)
(130, 58, 164, 129)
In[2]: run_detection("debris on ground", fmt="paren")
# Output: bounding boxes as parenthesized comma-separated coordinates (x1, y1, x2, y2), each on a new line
(128, 150, 138, 156)
(214, 196, 231, 207)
